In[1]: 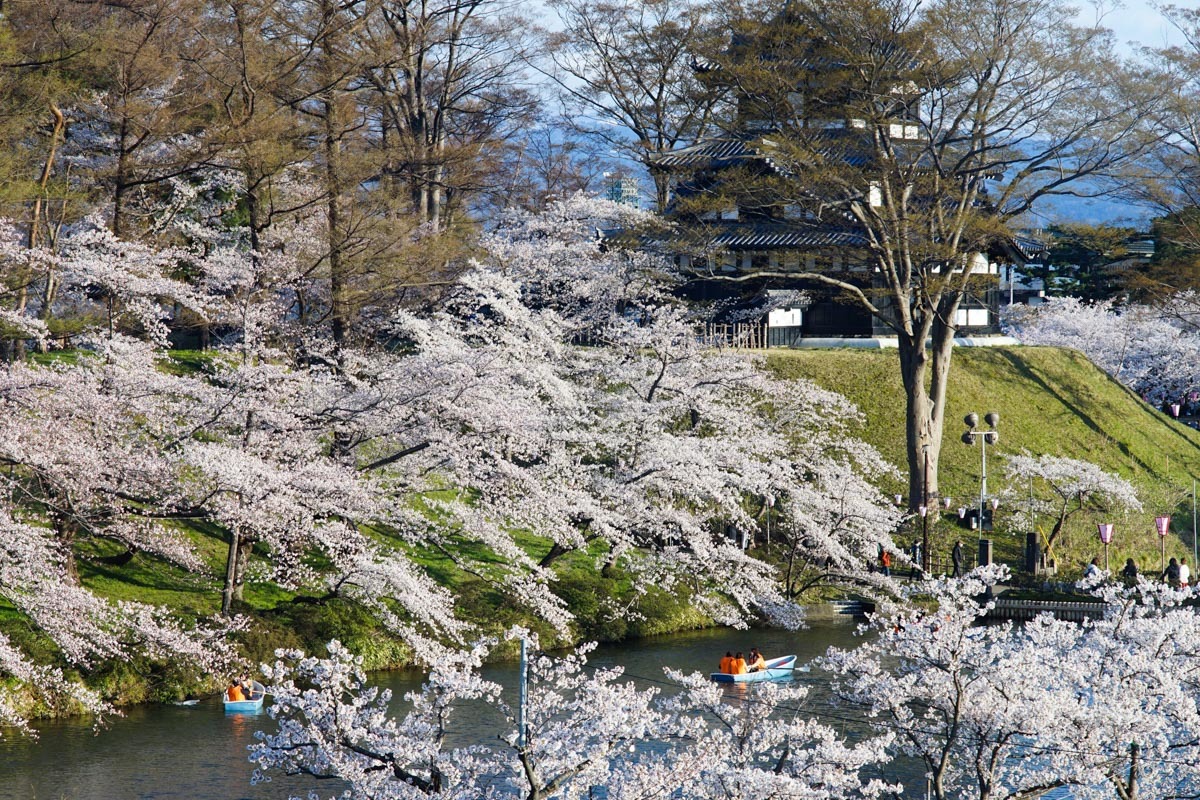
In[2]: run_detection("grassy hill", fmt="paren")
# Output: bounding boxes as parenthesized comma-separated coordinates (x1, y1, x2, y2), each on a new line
(769, 345, 1200, 578)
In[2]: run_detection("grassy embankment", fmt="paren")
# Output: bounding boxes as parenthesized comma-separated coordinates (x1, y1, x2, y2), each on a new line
(770, 345, 1200, 576)
(7, 343, 1198, 714)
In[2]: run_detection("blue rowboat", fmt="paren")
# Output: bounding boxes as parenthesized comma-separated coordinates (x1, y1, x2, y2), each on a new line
(223, 680, 266, 713)
(711, 655, 798, 683)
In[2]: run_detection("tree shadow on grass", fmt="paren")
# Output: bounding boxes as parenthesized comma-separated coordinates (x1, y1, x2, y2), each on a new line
(987, 348, 1200, 477)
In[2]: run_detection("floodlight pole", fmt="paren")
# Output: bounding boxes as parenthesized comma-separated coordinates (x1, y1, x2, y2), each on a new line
(962, 412, 1000, 549)
(922, 445, 931, 573)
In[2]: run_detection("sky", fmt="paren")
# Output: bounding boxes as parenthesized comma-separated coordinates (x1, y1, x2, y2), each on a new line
(1092, 2, 1187, 52)
(1033, 3, 1189, 227)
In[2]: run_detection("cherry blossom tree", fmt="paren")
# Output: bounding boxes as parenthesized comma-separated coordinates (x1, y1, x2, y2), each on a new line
(324, 195, 905, 630)
(657, 669, 897, 800)
(1004, 296, 1200, 405)
(0, 192, 909, 731)
(252, 632, 898, 800)
(0, 337, 214, 580)
(822, 567, 1200, 800)
(1001, 453, 1142, 567)
(1047, 580, 1200, 800)
(0, 506, 241, 734)
(250, 638, 503, 798)
(821, 567, 1091, 800)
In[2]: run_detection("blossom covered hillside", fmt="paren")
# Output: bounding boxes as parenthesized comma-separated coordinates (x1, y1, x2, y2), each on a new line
(0, 196, 905, 730)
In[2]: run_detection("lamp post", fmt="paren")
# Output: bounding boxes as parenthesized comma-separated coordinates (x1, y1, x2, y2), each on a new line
(1097, 523, 1114, 571)
(962, 412, 1000, 563)
(921, 444, 931, 573)
(1156, 515, 1171, 573)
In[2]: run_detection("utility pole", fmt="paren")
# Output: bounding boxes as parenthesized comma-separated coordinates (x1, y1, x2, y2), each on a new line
(922, 445, 930, 573)
(518, 637, 528, 751)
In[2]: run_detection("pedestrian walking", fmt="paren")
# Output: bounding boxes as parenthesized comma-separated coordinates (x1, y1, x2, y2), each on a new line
(952, 539, 964, 578)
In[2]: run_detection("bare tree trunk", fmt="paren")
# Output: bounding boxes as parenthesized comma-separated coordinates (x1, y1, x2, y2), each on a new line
(32, 103, 66, 342)
(54, 515, 80, 585)
(320, 0, 350, 352)
(651, 168, 671, 213)
(113, 116, 131, 238)
(1112, 741, 1140, 800)
(232, 537, 254, 602)
(221, 526, 240, 615)
(899, 332, 938, 509)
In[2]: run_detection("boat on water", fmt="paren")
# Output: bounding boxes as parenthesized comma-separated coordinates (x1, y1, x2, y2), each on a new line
(223, 680, 266, 713)
(711, 655, 802, 683)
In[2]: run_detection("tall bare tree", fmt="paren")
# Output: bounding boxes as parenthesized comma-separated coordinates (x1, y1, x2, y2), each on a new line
(543, 0, 723, 211)
(1115, 5, 1200, 303)
(357, 0, 538, 230)
(682, 0, 1159, 506)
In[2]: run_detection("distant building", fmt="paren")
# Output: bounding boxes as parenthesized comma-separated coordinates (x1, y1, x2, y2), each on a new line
(1104, 239, 1155, 274)
(603, 174, 640, 209)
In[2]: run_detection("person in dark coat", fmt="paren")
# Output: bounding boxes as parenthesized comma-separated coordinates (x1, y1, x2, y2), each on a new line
(1120, 558, 1138, 582)
(952, 540, 965, 578)
(910, 541, 923, 578)
(1164, 557, 1181, 587)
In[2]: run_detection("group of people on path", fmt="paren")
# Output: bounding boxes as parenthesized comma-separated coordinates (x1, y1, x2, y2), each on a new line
(717, 648, 767, 675)
(1088, 556, 1192, 588)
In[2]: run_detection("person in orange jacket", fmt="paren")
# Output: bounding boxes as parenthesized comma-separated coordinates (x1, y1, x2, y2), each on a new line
(226, 681, 245, 702)
(718, 651, 735, 673)
(731, 652, 748, 674)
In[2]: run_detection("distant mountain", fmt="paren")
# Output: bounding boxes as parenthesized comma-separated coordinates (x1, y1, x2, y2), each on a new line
(1027, 193, 1156, 229)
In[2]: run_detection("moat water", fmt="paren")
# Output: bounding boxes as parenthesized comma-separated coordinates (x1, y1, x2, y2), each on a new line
(0, 619, 902, 800)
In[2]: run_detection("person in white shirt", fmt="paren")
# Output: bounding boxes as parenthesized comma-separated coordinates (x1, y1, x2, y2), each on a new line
(1083, 557, 1102, 579)
(1180, 557, 1191, 589)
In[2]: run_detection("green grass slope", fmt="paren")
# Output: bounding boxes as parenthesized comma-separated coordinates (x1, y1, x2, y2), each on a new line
(770, 345, 1200, 577)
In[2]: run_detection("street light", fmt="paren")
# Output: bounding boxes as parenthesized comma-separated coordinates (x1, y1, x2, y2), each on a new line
(962, 412, 1000, 564)
(1097, 523, 1114, 571)
(921, 444, 931, 573)
(1156, 515, 1171, 573)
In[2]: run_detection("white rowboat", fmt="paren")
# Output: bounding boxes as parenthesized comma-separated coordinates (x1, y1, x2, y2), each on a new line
(223, 680, 266, 713)
(710, 655, 799, 683)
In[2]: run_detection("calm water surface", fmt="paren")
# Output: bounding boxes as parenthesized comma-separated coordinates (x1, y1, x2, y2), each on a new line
(0, 620, 882, 800)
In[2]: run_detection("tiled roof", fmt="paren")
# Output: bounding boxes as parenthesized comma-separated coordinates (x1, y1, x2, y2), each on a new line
(1126, 239, 1155, 257)
(653, 137, 762, 168)
(1010, 235, 1048, 260)
(680, 224, 868, 250)
(654, 128, 920, 176)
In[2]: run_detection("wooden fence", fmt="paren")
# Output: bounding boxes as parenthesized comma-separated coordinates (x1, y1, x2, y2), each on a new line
(700, 323, 770, 349)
